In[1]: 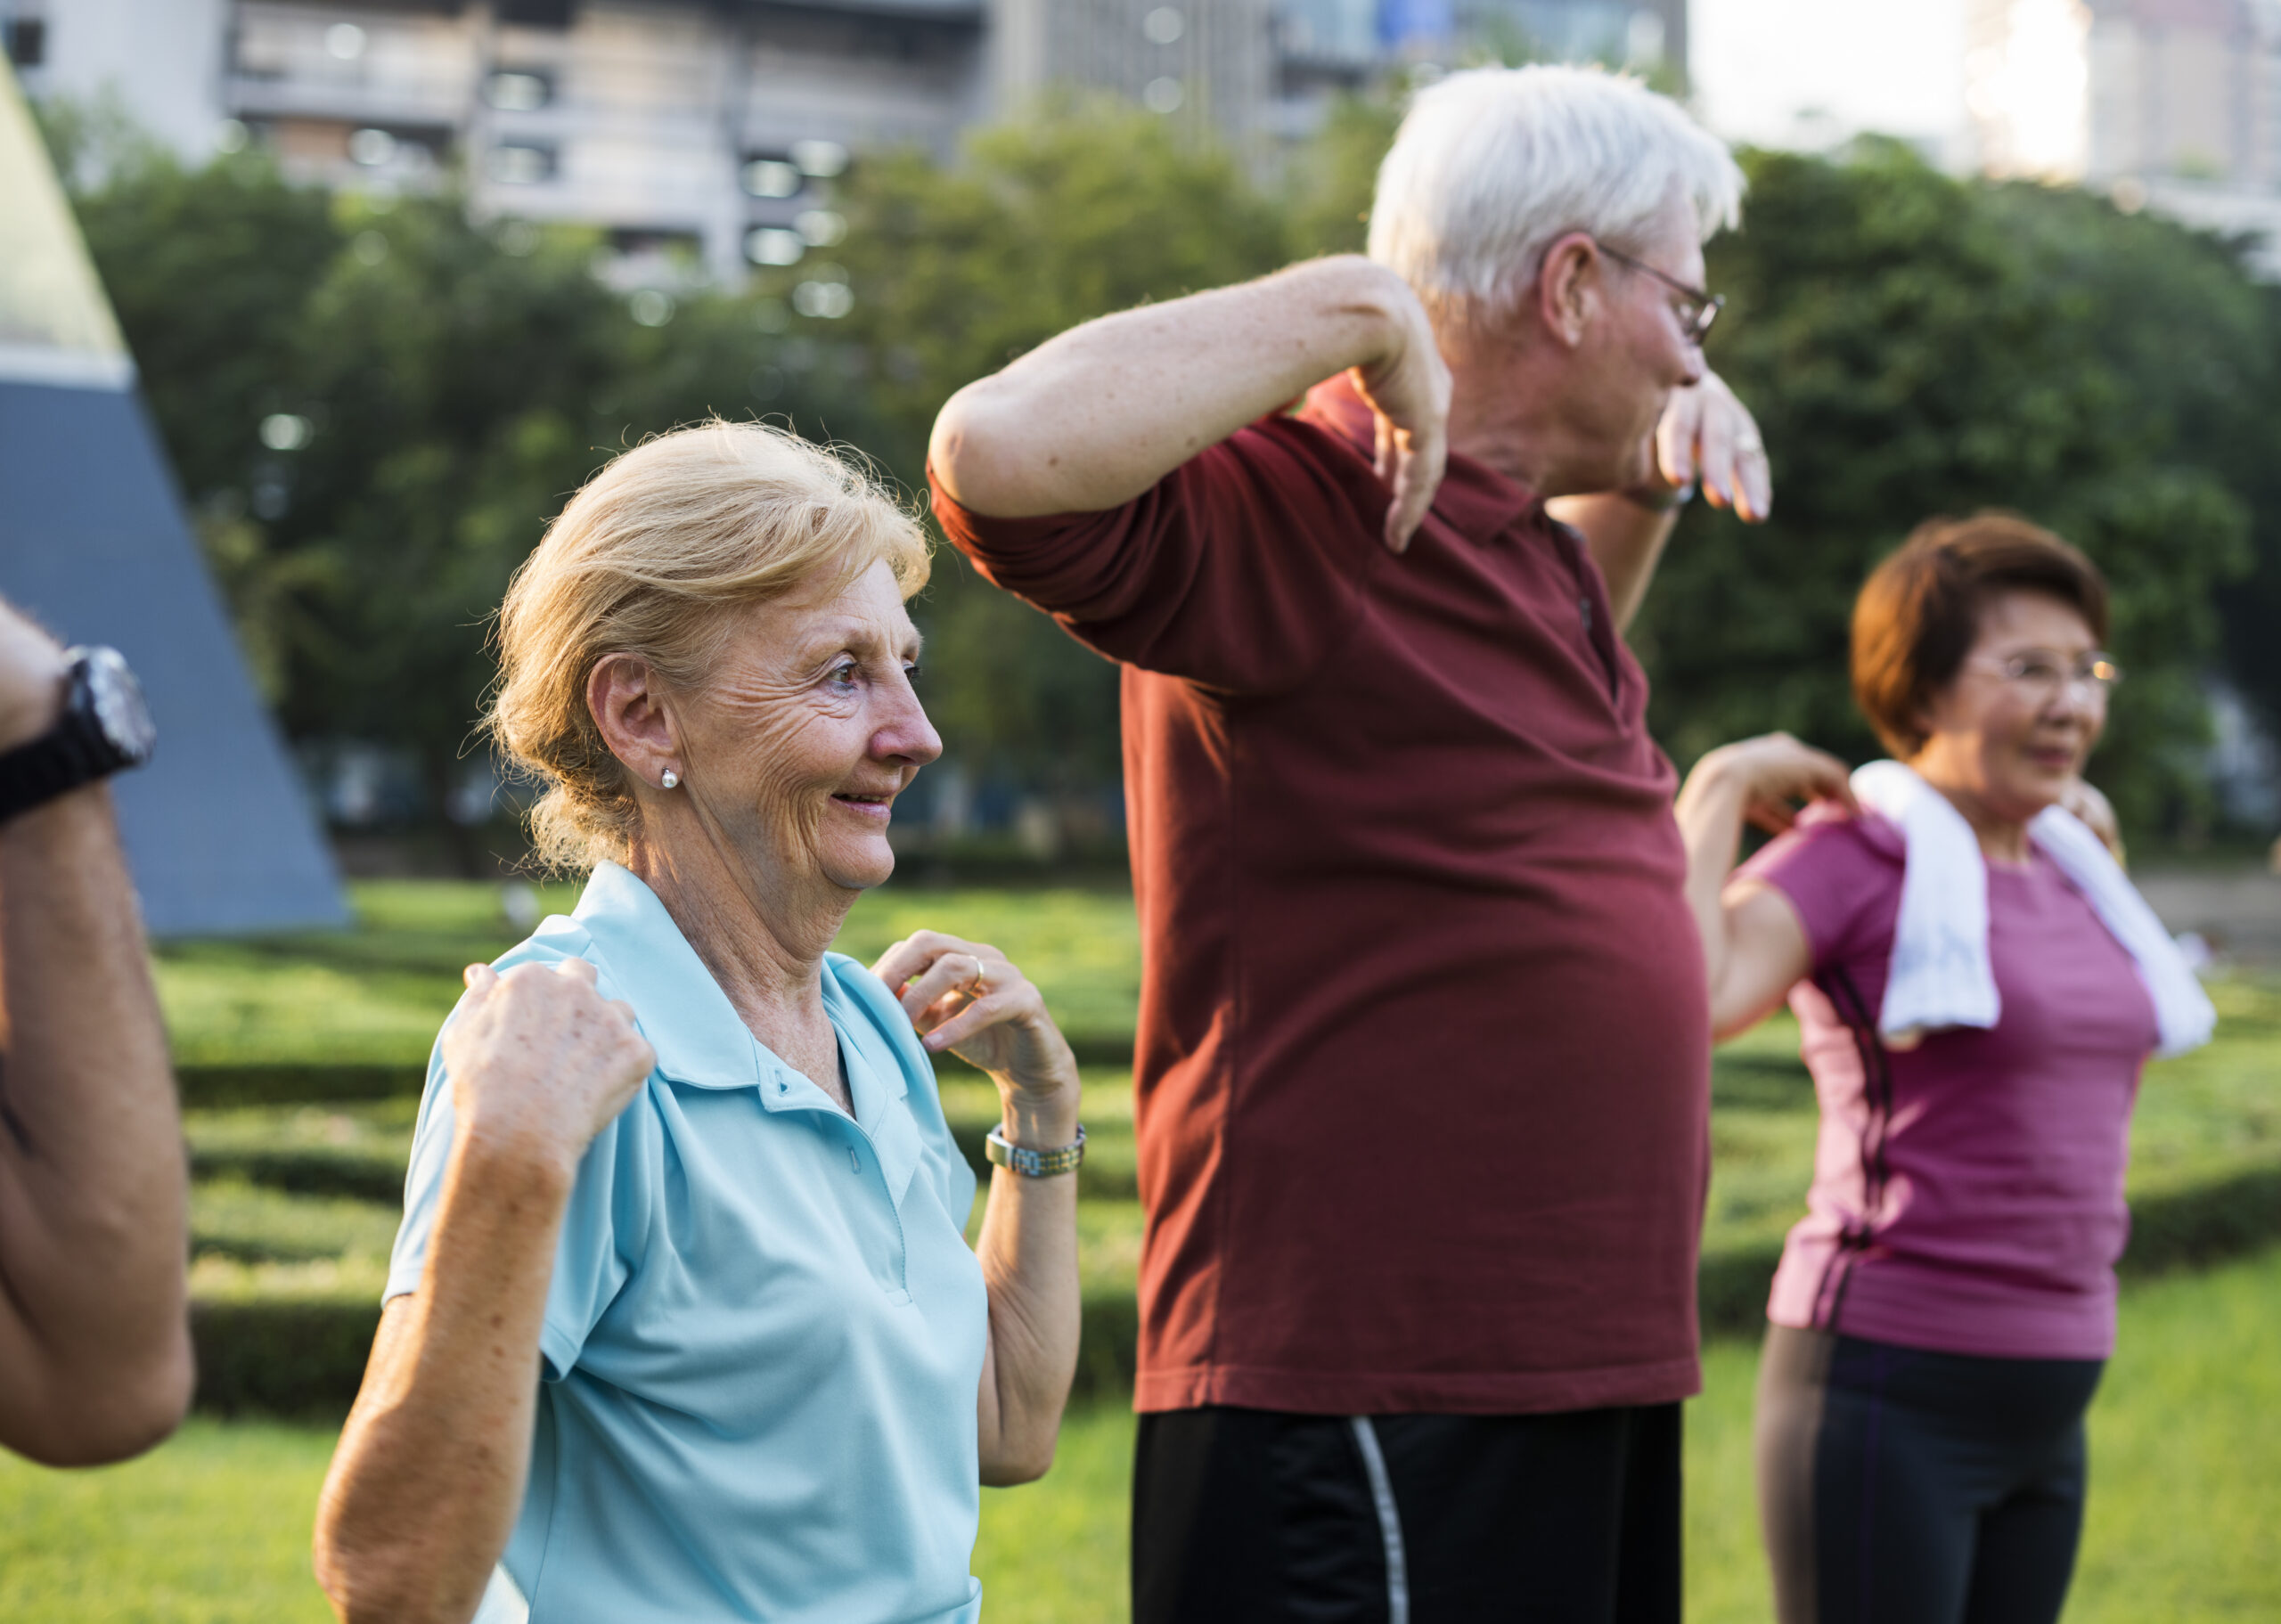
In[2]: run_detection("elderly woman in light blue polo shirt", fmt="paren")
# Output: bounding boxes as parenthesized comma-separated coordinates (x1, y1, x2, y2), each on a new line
(314, 421, 1085, 1624)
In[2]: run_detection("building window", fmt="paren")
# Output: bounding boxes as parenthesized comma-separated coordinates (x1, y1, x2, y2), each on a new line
(487, 143, 557, 184)
(747, 227, 805, 267)
(486, 70, 552, 112)
(497, 0, 575, 28)
(4, 18, 45, 68)
(743, 157, 804, 199)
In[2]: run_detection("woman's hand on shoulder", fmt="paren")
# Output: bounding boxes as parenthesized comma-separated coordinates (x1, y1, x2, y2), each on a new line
(1685, 732, 1858, 835)
(873, 932, 1081, 1125)
(2059, 776, 2126, 865)
(443, 958, 656, 1181)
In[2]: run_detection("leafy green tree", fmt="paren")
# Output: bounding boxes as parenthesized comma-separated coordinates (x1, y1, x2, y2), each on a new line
(43, 96, 2280, 848)
(832, 99, 1292, 789)
(1637, 143, 2258, 830)
(53, 129, 862, 854)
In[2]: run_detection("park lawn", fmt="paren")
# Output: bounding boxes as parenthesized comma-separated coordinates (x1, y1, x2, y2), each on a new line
(7, 1245, 2277, 1623)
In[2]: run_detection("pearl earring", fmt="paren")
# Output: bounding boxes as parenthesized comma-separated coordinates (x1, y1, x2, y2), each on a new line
(660, 770, 680, 789)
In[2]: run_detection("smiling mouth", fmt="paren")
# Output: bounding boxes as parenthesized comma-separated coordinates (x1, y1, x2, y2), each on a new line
(832, 792, 893, 809)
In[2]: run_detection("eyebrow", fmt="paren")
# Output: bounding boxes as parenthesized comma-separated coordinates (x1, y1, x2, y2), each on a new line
(797, 617, 924, 663)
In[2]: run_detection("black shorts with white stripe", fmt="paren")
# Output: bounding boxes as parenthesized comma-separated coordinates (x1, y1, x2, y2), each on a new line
(1131, 1402, 1681, 1624)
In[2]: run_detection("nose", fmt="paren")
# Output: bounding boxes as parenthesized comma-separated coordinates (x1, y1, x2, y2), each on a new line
(874, 669, 943, 768)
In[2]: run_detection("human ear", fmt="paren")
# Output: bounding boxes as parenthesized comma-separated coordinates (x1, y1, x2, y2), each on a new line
(587, 655, 682, 790)
(1535, 233, 1598, 349)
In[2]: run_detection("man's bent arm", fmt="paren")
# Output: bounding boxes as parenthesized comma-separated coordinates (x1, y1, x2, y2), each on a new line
(1554, 370, 1773, 633)
(1549, 494, 1680, 635)
(0, 635, 192, 1464)
(0, 790, 193, 1464)
(931, 256, 1450, 548)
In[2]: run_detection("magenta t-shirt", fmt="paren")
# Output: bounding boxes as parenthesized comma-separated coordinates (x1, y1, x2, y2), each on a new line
(1741, 807, 2158, 1359)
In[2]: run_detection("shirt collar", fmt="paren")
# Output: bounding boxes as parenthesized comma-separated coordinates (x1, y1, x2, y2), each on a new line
(568, 861, 767, 1091)
(1300, 373, 1543, 546)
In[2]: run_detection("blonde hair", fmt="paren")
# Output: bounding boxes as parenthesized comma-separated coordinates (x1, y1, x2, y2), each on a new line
(1368, 64, 1744, 331)
(488, 420, 930, 873)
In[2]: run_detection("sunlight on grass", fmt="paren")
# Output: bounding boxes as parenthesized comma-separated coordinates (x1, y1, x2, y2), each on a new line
(0, 1420, 336, 1622)
(3, 1254, 2275, 1620)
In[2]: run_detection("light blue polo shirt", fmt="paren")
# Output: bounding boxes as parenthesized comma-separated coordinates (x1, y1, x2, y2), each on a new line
(386, 861, 987, 1623)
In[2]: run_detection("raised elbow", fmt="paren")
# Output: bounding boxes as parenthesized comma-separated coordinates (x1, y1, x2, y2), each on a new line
(6, 1323, 193, 1467)
(928, 382, 1044, 519)
(980, 1432, 1059, 1488)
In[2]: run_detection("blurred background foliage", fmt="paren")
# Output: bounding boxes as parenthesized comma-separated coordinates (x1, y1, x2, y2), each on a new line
(37, 96, 2281, 853)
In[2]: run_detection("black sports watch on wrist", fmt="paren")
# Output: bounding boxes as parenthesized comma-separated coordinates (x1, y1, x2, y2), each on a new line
(0, 646, 157, 825)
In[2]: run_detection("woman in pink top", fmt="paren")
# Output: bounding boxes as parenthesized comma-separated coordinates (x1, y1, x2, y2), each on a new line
(1674, 514, 2146, 1624)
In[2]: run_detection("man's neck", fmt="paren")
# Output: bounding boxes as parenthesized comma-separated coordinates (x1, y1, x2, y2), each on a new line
(1441, 328, 1588, 496)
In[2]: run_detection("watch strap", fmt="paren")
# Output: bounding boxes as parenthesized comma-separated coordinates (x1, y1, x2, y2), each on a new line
(0, 659, 129, 825)
(1618, 479, 1696, 514)
(985, 1122, 1085, 1178)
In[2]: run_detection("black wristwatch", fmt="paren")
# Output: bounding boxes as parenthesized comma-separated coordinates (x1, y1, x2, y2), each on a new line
(0, 646, 157, 824)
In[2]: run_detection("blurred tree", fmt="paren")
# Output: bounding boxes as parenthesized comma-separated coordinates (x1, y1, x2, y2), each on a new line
(1639, 142, 2261, 831)
(49, 122, 860, 855)
(833, 99, 1290, 789)
(60, 148, 345, 697)
(39, 98, 2281, 847)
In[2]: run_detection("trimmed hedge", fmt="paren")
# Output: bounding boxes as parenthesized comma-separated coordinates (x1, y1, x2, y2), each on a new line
(187, 1291, 1139, 1416)
(178, 1063, 425, 1108)
(184, 1148, 2281, 1414)
(2116, 1164, 2281, 1277)
(191, 1147, 409, 1205)
(192, 1297, 380, 1417)
(175, 1037, 1138, 1112)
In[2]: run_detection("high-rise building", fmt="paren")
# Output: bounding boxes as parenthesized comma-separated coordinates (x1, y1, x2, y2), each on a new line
(1965, 0, 2281, 272)
(4, 1, 1687, 283)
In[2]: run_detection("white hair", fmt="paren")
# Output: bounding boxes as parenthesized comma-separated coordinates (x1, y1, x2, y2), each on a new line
(1367, 64, 1745, 330)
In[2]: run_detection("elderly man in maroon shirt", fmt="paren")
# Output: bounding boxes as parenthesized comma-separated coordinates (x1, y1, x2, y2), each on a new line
(930, 65, 1770, 1623)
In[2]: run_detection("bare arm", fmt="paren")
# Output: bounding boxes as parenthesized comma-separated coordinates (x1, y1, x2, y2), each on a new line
(1549, 371, 1773, 632)
(1673, 735, 1855, 1041)
(314, 959, 652, 1624)
(875, 933, 1081, 1486)
(0, 602, 191, 1466)
(930, 255, 1451, 551)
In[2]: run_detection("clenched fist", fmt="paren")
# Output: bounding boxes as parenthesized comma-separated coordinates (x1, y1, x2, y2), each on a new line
(441, 957, 655, 1180)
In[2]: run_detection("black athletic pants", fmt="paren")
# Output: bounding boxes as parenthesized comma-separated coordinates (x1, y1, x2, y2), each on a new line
(1131, 1403, 1681, 1624)
(1755, 1326, 2105, 1624)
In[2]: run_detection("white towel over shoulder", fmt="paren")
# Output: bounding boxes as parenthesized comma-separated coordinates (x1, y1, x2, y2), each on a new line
(1849, 760, 2215, 1058)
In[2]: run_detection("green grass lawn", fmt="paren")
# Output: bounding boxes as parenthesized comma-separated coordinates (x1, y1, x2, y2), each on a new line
(10, 1245, 2277, 1623)
(127, 878, 2281, 1616)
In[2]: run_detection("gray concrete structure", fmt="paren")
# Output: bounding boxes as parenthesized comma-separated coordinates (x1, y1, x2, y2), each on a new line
(0, 58, 346, 934)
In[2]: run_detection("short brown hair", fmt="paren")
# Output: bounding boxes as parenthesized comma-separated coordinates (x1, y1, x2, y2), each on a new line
(1851, 512, 2110, 759)
(488, 420, 930, 873)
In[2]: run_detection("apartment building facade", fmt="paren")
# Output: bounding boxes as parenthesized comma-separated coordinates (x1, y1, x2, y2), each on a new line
(6, 0, 1685, 282)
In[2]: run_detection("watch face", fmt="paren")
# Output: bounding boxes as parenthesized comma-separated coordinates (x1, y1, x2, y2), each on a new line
(81, 648, 158, 764)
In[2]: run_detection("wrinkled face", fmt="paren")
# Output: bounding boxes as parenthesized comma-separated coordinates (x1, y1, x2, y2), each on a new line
(1561, 188, 1710, 491)
(674, 559, 940, 895)
(1913, 591, 2107, 827)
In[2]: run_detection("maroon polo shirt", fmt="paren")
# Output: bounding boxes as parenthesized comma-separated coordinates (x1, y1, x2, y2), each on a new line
(931, 376, 1710, 1416)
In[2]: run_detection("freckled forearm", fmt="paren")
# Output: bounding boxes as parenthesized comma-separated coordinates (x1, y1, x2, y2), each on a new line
(315, 1138, 572, 1619)
(930, 257, 1415, 518)
(974, 1159, 1081, 1479)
